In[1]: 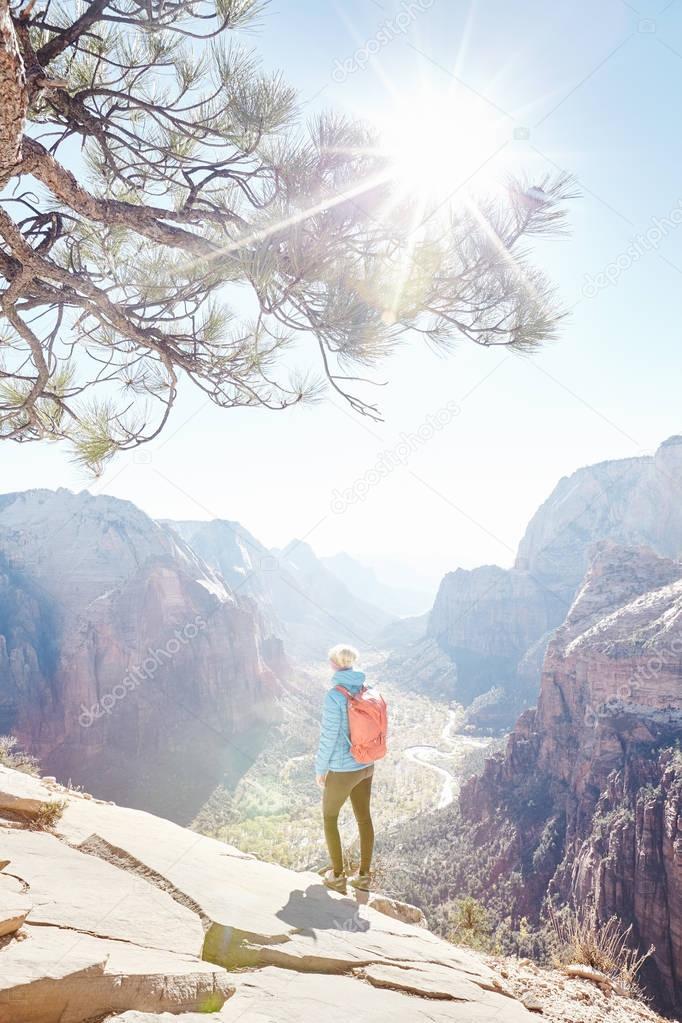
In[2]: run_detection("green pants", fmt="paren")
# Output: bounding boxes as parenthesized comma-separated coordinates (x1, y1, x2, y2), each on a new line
(322, 765, 374, 876)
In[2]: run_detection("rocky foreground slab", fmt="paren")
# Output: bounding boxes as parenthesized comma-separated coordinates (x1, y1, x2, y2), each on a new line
(0, 764, 673, 1023)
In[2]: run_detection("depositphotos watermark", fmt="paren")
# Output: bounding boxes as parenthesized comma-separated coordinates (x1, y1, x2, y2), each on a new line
(584, 635, 682, 728)
(79, 615, 206, 728)
(331, 400, 460, 513)
(581, 199, 682, 298)
(331, 0, 435, 83)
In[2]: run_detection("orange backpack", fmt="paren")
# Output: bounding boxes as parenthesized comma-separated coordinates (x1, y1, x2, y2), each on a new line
(335, 685, 388, 763)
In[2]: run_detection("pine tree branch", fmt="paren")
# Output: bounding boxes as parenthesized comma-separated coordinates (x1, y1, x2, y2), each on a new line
(0, 0, 575, 466)
(0, 207, 191, 367)
(36, 0, 111, 66)
(21, 138, 223, 258)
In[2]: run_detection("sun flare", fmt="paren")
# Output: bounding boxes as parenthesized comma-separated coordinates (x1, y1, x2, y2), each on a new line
(377, 91, 513, 205)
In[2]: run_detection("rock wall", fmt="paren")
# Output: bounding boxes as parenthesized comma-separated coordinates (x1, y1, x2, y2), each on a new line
(460, 543, 682, 1013)
(166, 519, 284, 640)
(0, 558, 54, 736)
(427, 565, 563, 717)
(0, 490, 284, 821)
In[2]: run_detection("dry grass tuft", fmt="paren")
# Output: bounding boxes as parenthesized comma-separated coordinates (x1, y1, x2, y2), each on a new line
(29, 800, 68, 832)
(549, 904, 654, 998)
(0, 735, 40, 776)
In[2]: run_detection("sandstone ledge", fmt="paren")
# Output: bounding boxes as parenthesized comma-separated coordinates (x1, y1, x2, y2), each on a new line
(0, 764, 672, 1023)
(0, 765, 533, 1023)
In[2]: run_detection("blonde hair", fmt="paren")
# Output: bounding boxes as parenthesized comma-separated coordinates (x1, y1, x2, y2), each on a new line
(328, 644, 359, 669)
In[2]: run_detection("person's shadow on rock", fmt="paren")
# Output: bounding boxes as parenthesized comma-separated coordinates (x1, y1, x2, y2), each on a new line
(275, 884, 371, 936)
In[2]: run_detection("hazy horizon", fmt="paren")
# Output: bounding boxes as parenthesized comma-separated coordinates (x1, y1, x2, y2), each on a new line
(2, 428, 676, 600)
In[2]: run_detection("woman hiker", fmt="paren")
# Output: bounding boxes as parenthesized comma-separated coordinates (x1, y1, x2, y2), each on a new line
(316, 644, 387, 893)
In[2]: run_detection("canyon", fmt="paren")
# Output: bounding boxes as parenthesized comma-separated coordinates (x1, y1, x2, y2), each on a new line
(0, 490, 394, 820)
(3, 439, 682, 1018)
(5, 435, 682, 820)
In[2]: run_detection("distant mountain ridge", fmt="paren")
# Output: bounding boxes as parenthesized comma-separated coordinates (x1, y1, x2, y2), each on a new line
(269, 539, 391, 658)
(321, 551, 433, 617)
(166, 521, 392, 660)
(402, 435, 682, 726)
(164, 518, 283, 640)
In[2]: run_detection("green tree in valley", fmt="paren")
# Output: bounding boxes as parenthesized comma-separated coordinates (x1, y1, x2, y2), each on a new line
(448, 896, 495, 952)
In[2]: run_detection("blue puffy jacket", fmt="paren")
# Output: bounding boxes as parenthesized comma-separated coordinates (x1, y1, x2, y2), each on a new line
(315, 669, 371, 775)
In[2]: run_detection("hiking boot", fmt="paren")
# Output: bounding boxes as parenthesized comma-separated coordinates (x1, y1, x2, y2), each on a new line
(321, 868, 347, 893)
(348, 871, 372, 891)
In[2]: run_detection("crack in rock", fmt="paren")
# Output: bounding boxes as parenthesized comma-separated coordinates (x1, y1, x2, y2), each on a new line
(76, 835, 211, 930)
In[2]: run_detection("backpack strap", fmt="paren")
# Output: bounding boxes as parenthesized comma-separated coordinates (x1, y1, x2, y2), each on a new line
(334, 685, 366, 700)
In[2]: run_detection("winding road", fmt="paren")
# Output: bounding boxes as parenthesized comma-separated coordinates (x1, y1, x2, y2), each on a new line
(404, 710, 492, 809)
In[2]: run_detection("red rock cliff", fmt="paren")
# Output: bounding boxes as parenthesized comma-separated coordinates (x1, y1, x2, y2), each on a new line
(0, 489, 284, 821)
(460, 543, 682, 1014)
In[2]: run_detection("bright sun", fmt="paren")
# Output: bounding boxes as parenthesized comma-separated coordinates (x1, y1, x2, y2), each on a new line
(377, 90, 513, 205)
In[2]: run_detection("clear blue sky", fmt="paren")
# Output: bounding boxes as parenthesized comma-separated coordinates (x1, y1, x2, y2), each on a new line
(3, 0, 682, 587)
